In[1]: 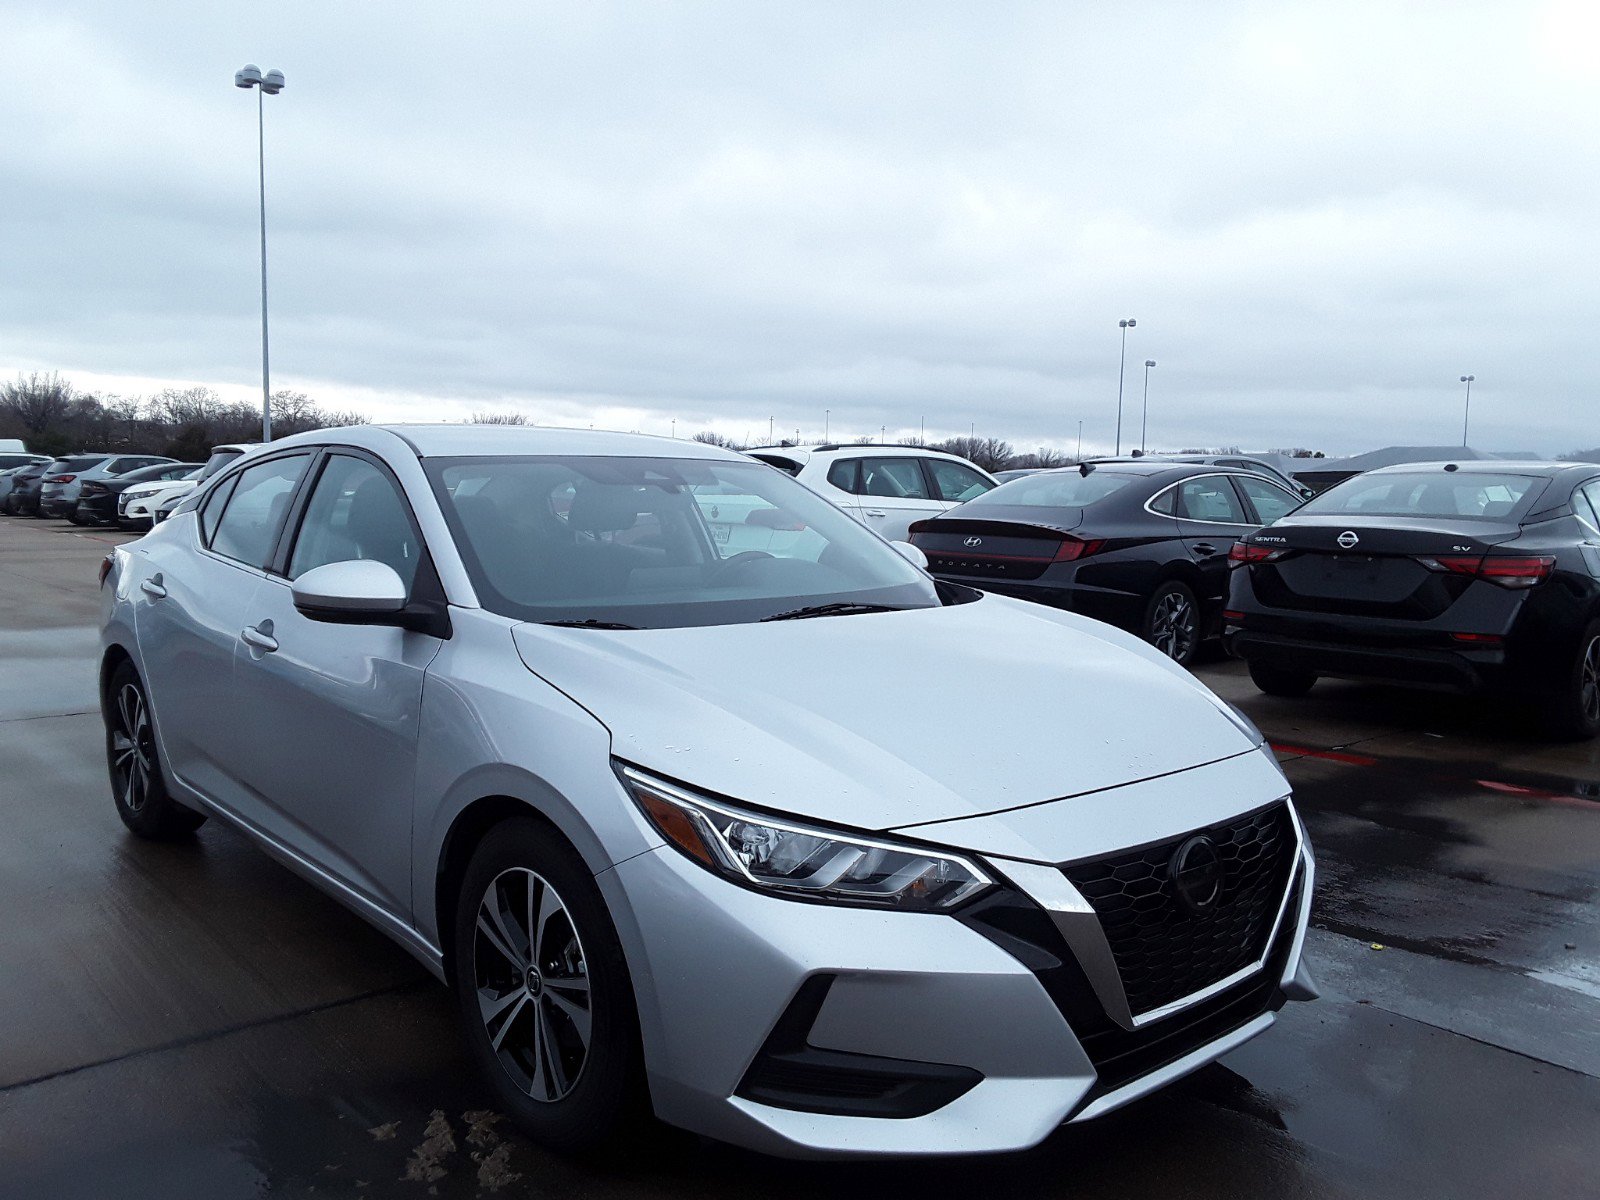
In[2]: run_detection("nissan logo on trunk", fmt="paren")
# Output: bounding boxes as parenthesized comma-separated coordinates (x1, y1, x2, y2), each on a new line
(1337, 530, 1360, 549)
(963, 536, 983, 548)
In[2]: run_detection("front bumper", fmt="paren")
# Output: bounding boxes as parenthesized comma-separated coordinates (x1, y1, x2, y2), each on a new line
(601, 802, 1314, 1159)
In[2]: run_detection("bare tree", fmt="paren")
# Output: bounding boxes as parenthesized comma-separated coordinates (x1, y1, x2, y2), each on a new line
(932, 436, 1015, 473)
(471, 411, 531, 425)
(0, 372, 76, 438)
(691, 430, 738, 449)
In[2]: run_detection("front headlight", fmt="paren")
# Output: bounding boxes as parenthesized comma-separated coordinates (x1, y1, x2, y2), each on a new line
(618, 765, 992, 911)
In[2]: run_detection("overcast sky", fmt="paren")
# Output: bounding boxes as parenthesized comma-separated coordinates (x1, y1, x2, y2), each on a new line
(3, 1, 1597, 456)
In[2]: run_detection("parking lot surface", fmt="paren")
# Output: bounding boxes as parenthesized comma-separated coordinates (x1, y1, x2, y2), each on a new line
(1, 516, 1597, 1199)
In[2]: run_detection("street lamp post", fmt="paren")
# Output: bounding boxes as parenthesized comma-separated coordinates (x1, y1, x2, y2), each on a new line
(1141, 360, 1157, 453)
(824, 408, 830, 442)
(1460, 375, 1475, 447)
(1115, 318, 1137, 454)
(1076, 419, 1083, 462)
(235, 64, 285, 442)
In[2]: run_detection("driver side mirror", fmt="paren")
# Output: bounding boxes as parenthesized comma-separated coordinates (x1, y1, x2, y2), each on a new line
(891, 540, 929, 570)
(292, 560, 408, 624)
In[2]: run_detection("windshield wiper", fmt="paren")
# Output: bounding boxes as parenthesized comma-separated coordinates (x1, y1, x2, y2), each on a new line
(760, 603, 904, 622)
(539, 619, 641, 630)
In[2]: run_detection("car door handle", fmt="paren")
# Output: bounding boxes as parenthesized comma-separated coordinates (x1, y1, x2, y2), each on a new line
(241, 622, 279, 653)
(1191, 542, 1219, 557)
(140, 575, 167, 599)
(864, 509, 887, 518)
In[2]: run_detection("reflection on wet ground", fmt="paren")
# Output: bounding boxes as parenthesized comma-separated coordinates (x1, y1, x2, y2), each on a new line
(1, 523, 1597, 1198)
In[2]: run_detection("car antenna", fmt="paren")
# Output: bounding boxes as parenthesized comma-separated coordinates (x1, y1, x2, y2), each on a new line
(1444, 463, 1459, 472)
(1079, 462, 1093, 476)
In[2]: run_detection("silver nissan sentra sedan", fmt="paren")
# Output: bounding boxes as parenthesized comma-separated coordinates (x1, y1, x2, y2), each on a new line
(98, 424, 1316, 1159)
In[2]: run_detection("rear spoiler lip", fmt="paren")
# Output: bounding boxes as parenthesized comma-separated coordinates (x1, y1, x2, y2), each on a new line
(908, 513, 1085, 538)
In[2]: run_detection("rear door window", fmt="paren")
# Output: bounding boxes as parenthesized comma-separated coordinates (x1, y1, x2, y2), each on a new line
(1176, 476, 1249, 523)
(208, 453, 312, 569)
(826, 459, 862, 493)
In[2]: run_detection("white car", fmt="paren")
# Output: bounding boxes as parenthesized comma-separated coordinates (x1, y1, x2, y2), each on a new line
(119, 469, 204, 528)
(745, 444, 998, 542)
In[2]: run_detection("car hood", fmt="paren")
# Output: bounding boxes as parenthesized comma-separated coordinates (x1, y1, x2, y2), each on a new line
(510, 594, 1257, 830)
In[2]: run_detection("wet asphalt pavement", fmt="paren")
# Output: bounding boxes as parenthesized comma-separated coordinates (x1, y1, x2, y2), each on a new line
(1, 518, 1596, 1199)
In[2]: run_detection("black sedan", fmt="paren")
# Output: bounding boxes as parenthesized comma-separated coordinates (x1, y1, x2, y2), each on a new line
(0, 461, 51, 516)
(1225, 461, 1600, 738)
(73, 461, 202, 526)
(909, 462, 1302, 664)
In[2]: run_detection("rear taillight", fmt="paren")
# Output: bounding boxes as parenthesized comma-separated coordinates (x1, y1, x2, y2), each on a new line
(1450, 632, 1504, 644)
(1053, 535, 1105, 562)
(98, 555, 114, 588)
(82, 482, 107, 495)
(1417, 554, 1554, 589)
(1229, 541, 1286, 564)
(49, 474, 77, 484)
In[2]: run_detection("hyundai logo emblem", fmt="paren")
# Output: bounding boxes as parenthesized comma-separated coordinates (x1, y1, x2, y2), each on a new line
(1337, 530, 1360, 550)
(1169, 835, 1223, 914)
(963, 536, 983, 548)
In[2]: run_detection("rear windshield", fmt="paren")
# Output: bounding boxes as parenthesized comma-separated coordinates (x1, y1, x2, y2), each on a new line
(958, 470, 1135, 509)
(1300, 472, 1541, 521)
(48, 456, 106, 472)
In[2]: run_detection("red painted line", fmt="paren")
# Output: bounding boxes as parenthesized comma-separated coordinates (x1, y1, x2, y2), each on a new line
(1270, 742, 1380, 767)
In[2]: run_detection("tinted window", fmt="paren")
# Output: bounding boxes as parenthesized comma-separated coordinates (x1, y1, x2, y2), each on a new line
(749, 454, 802, 476)
(209, 454, 311, 569)
(427, 455, 940, 629)
(1148, 485, 1176, 515)
(1302, 472, 1541, 521)
(1576, 483, 1600, 534)
(289, 455, 420, 591)
(962, 470, 1135, 509)
(201, 448, 246, 480)
(861, 459, 930, 500)
(826, 459, 861, 493)
(49, 456, 104, 473)
(1177, 477, 1249, 523)
(927, 459, 993, 503)
(1233, 475, 1300, 524)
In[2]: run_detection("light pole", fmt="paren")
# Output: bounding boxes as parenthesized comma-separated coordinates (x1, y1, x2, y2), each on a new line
(1141, 360, 1157, 453)
(235, 64, 285, 442)
(824, 409, 830, 442)
(1459, 375, 1475, 446)
(1115, 318, 1137, 454)
(1076, 419, 1083, 461)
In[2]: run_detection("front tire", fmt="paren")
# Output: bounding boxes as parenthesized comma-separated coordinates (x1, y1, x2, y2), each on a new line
(1143, 580, 1201, 665)
(451, 819, 643, 1153)
(1248, 660, 1318, 697)
(1542, 621, 1600, 741)
(104, 660, 207, 839)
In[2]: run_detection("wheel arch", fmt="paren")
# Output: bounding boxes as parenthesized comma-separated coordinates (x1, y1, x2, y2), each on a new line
(434, 794, 562, 975)
(99, 642, 135, 707)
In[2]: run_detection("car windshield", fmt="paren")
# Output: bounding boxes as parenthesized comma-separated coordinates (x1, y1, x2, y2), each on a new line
(427, 455, 944, 628)
(1299, 472, 1543, 521)
(955, 469, 1136, 509)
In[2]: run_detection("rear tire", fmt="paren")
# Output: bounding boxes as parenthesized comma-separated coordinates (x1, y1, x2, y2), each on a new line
(1142, 580, 1201, 666)
(1248, 660, 1318, 698)
(104, 660, 207, 839)
(450, 818, 644, 1154)
(1542, 621, 1600, 741)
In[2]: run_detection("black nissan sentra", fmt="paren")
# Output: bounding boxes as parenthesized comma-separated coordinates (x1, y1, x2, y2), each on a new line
(1226, 460, 1600, 738)
(909, 462, 1302, 664)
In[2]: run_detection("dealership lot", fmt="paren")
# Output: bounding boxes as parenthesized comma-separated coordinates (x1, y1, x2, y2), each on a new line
(1, 518, 1597, 1198)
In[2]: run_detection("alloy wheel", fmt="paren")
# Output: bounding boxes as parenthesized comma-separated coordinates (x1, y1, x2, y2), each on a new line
(110, 682, 154, 814)
(1150, 591, 1198, 661)
(473, 868, 593, 1102)
(1582, 636, 1600, 724)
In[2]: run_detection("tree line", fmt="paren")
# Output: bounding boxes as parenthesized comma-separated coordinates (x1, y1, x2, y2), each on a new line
(0, 372, 366, 461)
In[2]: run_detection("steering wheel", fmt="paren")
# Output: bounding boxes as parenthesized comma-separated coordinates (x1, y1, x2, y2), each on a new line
(707, 550, 775, 583)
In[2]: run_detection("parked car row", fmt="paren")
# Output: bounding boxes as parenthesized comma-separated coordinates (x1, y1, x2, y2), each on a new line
(898, 457, 1600, 740)
(0, 443, 254, 529)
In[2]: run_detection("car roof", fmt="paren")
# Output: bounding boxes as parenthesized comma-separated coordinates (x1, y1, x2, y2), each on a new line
(264, 424, 739, 461)
(1363, 460, 1589, 478)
